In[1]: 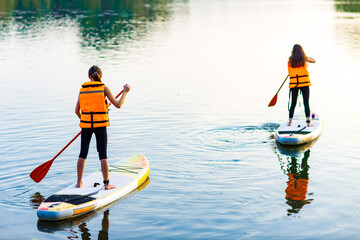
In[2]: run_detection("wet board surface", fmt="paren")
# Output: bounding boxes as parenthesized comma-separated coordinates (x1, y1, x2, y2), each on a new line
(275, 113, 323, 145)
(37, 154, 149, 221)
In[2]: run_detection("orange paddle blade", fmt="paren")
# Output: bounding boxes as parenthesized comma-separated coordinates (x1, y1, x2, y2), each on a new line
(268, 94, 278, 107)
(30, 159, 55, 183)
(268, 75, 289, 107)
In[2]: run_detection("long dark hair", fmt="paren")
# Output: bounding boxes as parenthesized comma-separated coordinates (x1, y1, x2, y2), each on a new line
(289, 44, 308, 68)
(88, 65, 103, 82)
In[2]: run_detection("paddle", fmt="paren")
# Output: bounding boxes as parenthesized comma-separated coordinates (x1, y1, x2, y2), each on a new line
(268, 75, 289, 107)
(30, 90, 124, 183)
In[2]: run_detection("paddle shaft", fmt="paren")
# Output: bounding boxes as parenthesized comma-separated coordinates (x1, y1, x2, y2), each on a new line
(53, 131, 81, 160)
(275, 75, 289, 95)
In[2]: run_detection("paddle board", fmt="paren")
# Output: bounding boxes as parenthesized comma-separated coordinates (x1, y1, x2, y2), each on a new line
(37, 177, 150, 233)
(37, 154, 149, 221)
(275, 112, 323, 145)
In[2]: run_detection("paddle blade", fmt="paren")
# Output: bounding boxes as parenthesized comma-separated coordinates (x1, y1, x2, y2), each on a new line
(30, 159, 54, 183)
(268, 94, 278, 107)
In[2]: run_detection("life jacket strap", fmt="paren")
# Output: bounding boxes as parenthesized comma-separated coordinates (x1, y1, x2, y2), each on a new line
(81, 83, 104, 88)
(80, 111, 109, 128)
(81, 111, 108, 115)
(79, 90, 105, 94)
(289, 75, 309, 79)
(290, 74, 310, 88)
(80, 120, 109, 124)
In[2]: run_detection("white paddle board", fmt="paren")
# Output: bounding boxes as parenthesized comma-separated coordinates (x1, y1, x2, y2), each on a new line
(37, 177, 150, 233)
(37, 154, 149, 221)
(275, 113, 323, 145)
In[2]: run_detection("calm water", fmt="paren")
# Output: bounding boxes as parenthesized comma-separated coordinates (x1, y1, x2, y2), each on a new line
(1, 0, 360, 239)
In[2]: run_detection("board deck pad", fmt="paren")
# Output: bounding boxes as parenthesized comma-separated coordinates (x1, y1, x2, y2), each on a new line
(43, 194, 96, 205)
(56, 172, 133, 197)
(37, 154, 149, 221)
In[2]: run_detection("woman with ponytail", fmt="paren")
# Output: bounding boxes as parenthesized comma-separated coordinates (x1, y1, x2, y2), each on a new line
(75, 65, 131, 190)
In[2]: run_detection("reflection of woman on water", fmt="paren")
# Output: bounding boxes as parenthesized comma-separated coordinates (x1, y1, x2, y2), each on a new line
(284, 149, 312, 215)
(79, 210, 110, 240)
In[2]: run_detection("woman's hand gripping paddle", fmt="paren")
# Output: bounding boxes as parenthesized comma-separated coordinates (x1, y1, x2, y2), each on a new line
(30, 90, 124, 183)
(268, 75, 289, 107)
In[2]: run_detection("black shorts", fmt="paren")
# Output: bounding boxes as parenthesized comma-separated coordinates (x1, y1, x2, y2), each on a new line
(79, 127, 107, 160)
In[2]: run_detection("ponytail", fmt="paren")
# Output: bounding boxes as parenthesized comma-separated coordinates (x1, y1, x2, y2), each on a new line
(88, 65, 103, 82)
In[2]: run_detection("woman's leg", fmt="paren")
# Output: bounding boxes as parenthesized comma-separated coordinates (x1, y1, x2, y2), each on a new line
(77, 128, 93, 188)
(288, 88, 299, 126)
(94, 127, 115, 190)
(301, 87, 312, 126)
(77, 157, 86, 188)
(100, 159, 115, 190)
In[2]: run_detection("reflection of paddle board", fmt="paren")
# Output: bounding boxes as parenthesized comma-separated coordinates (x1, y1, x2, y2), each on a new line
(37, 154, 149, 221)
(275, 113, 323, 145)
(274, 138, 319, 158)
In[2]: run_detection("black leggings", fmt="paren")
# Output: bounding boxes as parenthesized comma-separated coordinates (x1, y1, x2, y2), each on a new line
(79, 127, 107, 160)
(289, 86, 310, 119)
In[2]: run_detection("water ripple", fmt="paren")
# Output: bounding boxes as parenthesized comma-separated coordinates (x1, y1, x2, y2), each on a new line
(188, 123, 280, 152)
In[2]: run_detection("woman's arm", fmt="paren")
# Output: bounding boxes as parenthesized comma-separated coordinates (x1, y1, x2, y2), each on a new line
(75, 99, 81, 119)
(307, 57, 316, 63)
(104, 84, 131, 108)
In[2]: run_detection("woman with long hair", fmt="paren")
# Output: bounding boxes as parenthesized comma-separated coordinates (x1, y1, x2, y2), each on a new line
(288, 44, 316, 127)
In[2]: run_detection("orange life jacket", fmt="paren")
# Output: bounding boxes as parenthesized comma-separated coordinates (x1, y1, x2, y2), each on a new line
(288, 62, 311, 88)
(79, 81, 109, 128)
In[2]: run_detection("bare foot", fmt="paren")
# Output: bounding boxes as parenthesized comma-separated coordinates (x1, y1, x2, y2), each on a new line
(105, 184, 116, 190)
(288, 119, 293, 126)
(306, 120, 313, 127)
(76, 182, 82, 188)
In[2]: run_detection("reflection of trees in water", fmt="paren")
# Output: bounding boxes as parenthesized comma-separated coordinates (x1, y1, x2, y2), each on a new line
(0, 0, 183, 16)
(335, 0, 360, 13)
(334, 0, 360, 57)
(0, 0, 188, 49)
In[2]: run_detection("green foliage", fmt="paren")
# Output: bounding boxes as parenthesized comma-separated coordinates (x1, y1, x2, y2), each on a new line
(334, 0, 360, 13)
